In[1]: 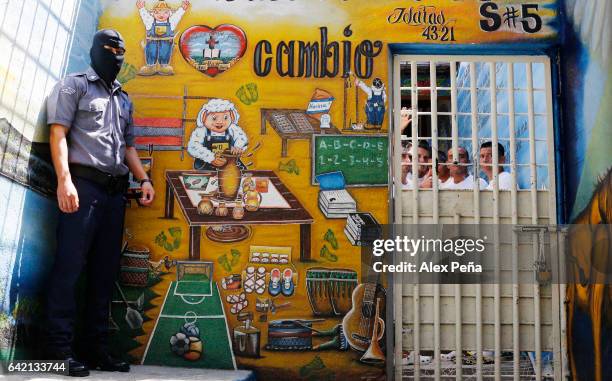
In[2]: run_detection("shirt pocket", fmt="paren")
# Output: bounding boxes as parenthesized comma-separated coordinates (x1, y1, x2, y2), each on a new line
(77, 97, 108, 130)
(118, 103, 130, 134)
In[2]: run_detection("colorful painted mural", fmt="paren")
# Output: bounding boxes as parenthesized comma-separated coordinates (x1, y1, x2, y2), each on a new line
(89, 1, 561, 379)
(3, 0, 610, 380)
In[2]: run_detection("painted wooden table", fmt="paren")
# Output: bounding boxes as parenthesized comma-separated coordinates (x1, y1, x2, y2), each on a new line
(260, 108, 339, 157)
(163, 169, 314, 261)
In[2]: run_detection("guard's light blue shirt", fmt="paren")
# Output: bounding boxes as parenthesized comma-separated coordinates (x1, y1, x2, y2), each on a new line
(46, 67, 135, 176)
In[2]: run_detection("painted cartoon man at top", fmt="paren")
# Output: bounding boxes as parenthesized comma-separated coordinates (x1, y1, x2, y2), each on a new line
(188, 99, 249, 170)
(355, 77, 387, 127)
(136, 0, 189, 76)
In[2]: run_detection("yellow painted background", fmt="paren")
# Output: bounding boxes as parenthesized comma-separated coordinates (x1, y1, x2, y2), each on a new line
(98, 0, 557, 378)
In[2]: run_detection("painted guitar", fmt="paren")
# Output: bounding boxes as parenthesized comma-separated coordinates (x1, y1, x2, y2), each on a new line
(341, 280, 386, 353)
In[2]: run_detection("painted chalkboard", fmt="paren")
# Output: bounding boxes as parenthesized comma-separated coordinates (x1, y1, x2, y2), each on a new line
(312, 134, 388, 186)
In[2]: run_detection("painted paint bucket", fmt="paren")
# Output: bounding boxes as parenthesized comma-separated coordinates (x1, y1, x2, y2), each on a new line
(232, 325, 260, 358)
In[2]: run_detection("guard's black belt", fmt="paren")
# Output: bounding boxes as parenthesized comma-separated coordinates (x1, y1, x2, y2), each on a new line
(69, 164, 129, 194)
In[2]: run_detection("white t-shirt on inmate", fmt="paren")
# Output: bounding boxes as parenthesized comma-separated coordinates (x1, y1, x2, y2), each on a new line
(440, 175, 487, 190)
(485, 171, 513, 190)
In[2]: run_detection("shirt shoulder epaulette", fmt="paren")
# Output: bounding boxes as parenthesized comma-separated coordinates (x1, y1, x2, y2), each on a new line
(66, 72, 87, 78)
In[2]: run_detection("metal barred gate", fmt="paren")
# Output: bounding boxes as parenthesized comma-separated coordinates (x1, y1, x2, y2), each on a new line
(390, 55, 568, 380)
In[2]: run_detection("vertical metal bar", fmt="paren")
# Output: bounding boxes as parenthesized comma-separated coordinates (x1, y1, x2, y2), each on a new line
(410, 60, 421, 381)
(430, 62, 439, 221)
(430, 61, 441, 381)
(558, 228, 570, 380)
(490, 62, 502, 381)
(508, 62, 521, 381)
(446, 62, 462, 381)
(469, 61, 483, 381)
(527, 61, 542, 381)
(453, 214, 463, 380)
(393, 56, 404, 381)
(550, 226, 562, 381)
(450, 61, 459, 163)
(411, 60, 420, 222)
(544, 58, 563, 380)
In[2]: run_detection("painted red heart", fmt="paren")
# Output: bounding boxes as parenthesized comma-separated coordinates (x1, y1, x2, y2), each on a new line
(179, 24, 247, 77)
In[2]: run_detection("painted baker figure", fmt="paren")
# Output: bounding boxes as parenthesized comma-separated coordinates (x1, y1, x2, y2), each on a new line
(136, 0, 190, 76)
(187, 98, 249, 170)
(45, 30, 154, 376)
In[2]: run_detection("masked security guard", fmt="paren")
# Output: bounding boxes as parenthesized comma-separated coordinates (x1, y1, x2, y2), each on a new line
(45, 29, 155, 377)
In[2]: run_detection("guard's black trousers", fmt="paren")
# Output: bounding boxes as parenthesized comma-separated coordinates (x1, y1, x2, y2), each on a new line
(46, 177, 126, 353)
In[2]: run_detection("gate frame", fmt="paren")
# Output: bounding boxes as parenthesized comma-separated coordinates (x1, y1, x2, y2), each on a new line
(386, 46, 568, 381)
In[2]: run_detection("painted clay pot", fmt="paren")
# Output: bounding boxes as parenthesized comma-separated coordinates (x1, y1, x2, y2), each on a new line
(243, 189, 262, 212)
(216, 154, 242, 201)
(242, 173, 255, 192)
(215, 202, 229, 217)
(233, 200, 245, 220)
(197, 196, 214, 215)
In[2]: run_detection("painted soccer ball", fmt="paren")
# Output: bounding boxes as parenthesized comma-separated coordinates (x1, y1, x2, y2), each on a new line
(183, 337, 203, 361)
(170, 332, 190, 356)
(181, 322, 200, 338)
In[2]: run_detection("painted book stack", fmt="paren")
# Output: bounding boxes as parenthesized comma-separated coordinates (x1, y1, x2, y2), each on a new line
(318, 189, 357, 218)
(344, 212, 382, 246)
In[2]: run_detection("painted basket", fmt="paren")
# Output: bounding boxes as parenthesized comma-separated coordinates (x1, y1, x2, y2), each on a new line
(119, 266, 148, 288)
(120, 245, 150, 268)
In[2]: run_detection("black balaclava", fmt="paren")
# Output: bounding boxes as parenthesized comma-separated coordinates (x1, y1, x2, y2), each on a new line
(90, 29, 125, 86)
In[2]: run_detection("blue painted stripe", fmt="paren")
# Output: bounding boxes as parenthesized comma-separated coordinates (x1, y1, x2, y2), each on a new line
(388, 42, 559, 56)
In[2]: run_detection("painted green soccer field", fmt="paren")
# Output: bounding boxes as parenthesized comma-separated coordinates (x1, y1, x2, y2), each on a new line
(142, 281, 236, 369)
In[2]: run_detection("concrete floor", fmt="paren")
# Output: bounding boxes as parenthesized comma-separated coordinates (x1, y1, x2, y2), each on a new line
(0, 365, 255, 381)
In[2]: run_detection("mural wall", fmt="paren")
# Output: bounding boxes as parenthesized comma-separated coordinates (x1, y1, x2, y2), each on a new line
(91, 1, 559, 380)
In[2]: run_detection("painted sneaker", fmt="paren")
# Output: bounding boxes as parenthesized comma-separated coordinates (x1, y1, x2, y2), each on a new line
(281, 268, 294, 297)
(158, 64, 175, 76)
(268, 268, 281, 297)
(138, 64, 157, 76)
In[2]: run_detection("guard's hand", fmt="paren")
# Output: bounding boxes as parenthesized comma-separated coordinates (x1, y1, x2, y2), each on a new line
(139, 182, 155, 206)
(182, 0, 190, 10)
(230, 147, 245, 155)
(136, 0, 145, 9)
(57, 178, 79, 213)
